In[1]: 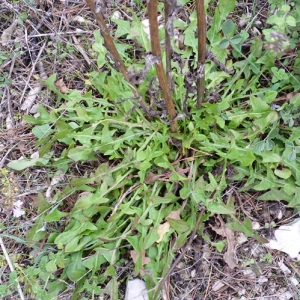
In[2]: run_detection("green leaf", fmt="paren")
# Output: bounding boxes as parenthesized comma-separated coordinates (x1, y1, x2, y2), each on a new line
(7, 158, 40, 170)
(82, 253, 106, 273)
(264, 139, 275, 151)
(261, 152, 281, 163)
(227, 217, 253, 237)
(126, 236, 139, 251)
(66, 252, 86, 281)
(219, 39, 230, 49)
(286, 15, 296, 27)
(250, 95, 270, 113)
(54, 222, 97, 246)
(258, 189, 293, 201)
(211, 241, 226, 252)
(253, 235, 269, 244)
(45, 208, 69, 222)
(183, 19, 198, 53)
(290, 93, 300, 107)
(74, 193, 109, 210)
(32, 124, 53, 139)
(46, 260, 57, 273)
(264, 91, 277, 104)
(230, 35, 242, 44)
(253, 141, 266, 153)
(219, 0, 236, 21)
(26, 217, 47, 245)
(274, 168, 292, 179)
(112, 19, 131, 38)
(206, 201, 235, 214)
(239, 151, 256, 166)
(268, 128, 279, 139)
(222, 19, 234, 35)
(168, 219, 190, 233)
(150, 193, 179, 205)
(143, 229, 159, 250)
(68, 146, 93, 161)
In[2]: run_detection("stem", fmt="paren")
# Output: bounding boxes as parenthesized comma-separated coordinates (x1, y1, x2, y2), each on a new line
(85, 0, 148, 112)
(148, 0, 178, 133)
(164, 0, 172, 90)
(196, 0, 206, 107)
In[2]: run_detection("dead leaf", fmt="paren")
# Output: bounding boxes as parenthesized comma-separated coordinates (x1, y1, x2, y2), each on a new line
(174, 166, 190, 178)
(157, 222, 170, 243)
(166, 200, 187, 221)
(21, 85, 42, 111)
(144, 170, 172, 184)
(1, 19, 18, 46)
(54, 78, 71, 93)
(166, 208, 182, 221)
(130, 250, 151, 265)
(130, 250, 151, 276)
(211, 216, 239, 269)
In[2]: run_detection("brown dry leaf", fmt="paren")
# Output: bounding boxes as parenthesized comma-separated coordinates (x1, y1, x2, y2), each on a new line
(287, 91, 298, 101)
(210, 224, 227, 237)
(21, 85, 43, 111)
(211, 216, 238, 269)
(174, 166, 190, 178)
(166, 208, 182, 221)
(144, 170, 172, 184)
(130, 250, 151, 276)
(157, 222, 170, 243)
(166, 199, 187, 221)
(54, 78, 71, 93)
(1, 19, 18, 46)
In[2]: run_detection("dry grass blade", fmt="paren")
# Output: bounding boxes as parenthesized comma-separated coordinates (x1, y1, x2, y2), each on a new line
(195, 0, 206, 107)
(148, 0, 178, 133)
(0, 236, 25, 300)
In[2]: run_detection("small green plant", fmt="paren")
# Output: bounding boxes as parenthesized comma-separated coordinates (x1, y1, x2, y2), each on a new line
(262, 253, 273, 263)
(265, 221, 276, 229)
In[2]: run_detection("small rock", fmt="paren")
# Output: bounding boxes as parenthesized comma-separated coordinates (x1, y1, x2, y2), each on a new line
(278, 290, 293, 300)
(290, 276, 299, 286)
(252, 221, 260, 230)
(211, 279, 225, 292)
(237, 232, 248, 245)
(243, 269, 256, 279)
(125, 279, 149, 300)
(257, 275, 268, 284)
(278, 260, 291, 274)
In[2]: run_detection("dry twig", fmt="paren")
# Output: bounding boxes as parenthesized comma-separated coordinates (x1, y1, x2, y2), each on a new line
(148, 0, 178, 133)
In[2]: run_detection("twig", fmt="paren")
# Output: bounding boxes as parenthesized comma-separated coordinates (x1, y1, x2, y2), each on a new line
(195, 0, 206, 107)
(148, 0, 177, 133)
(71, 34, 92, 66)
(153, 209, 204, 300)
(3, 55, 17, 128)
(19, 40, 47, 106)
(0, 144, 17, 169)
(0, 236, 25, 300)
